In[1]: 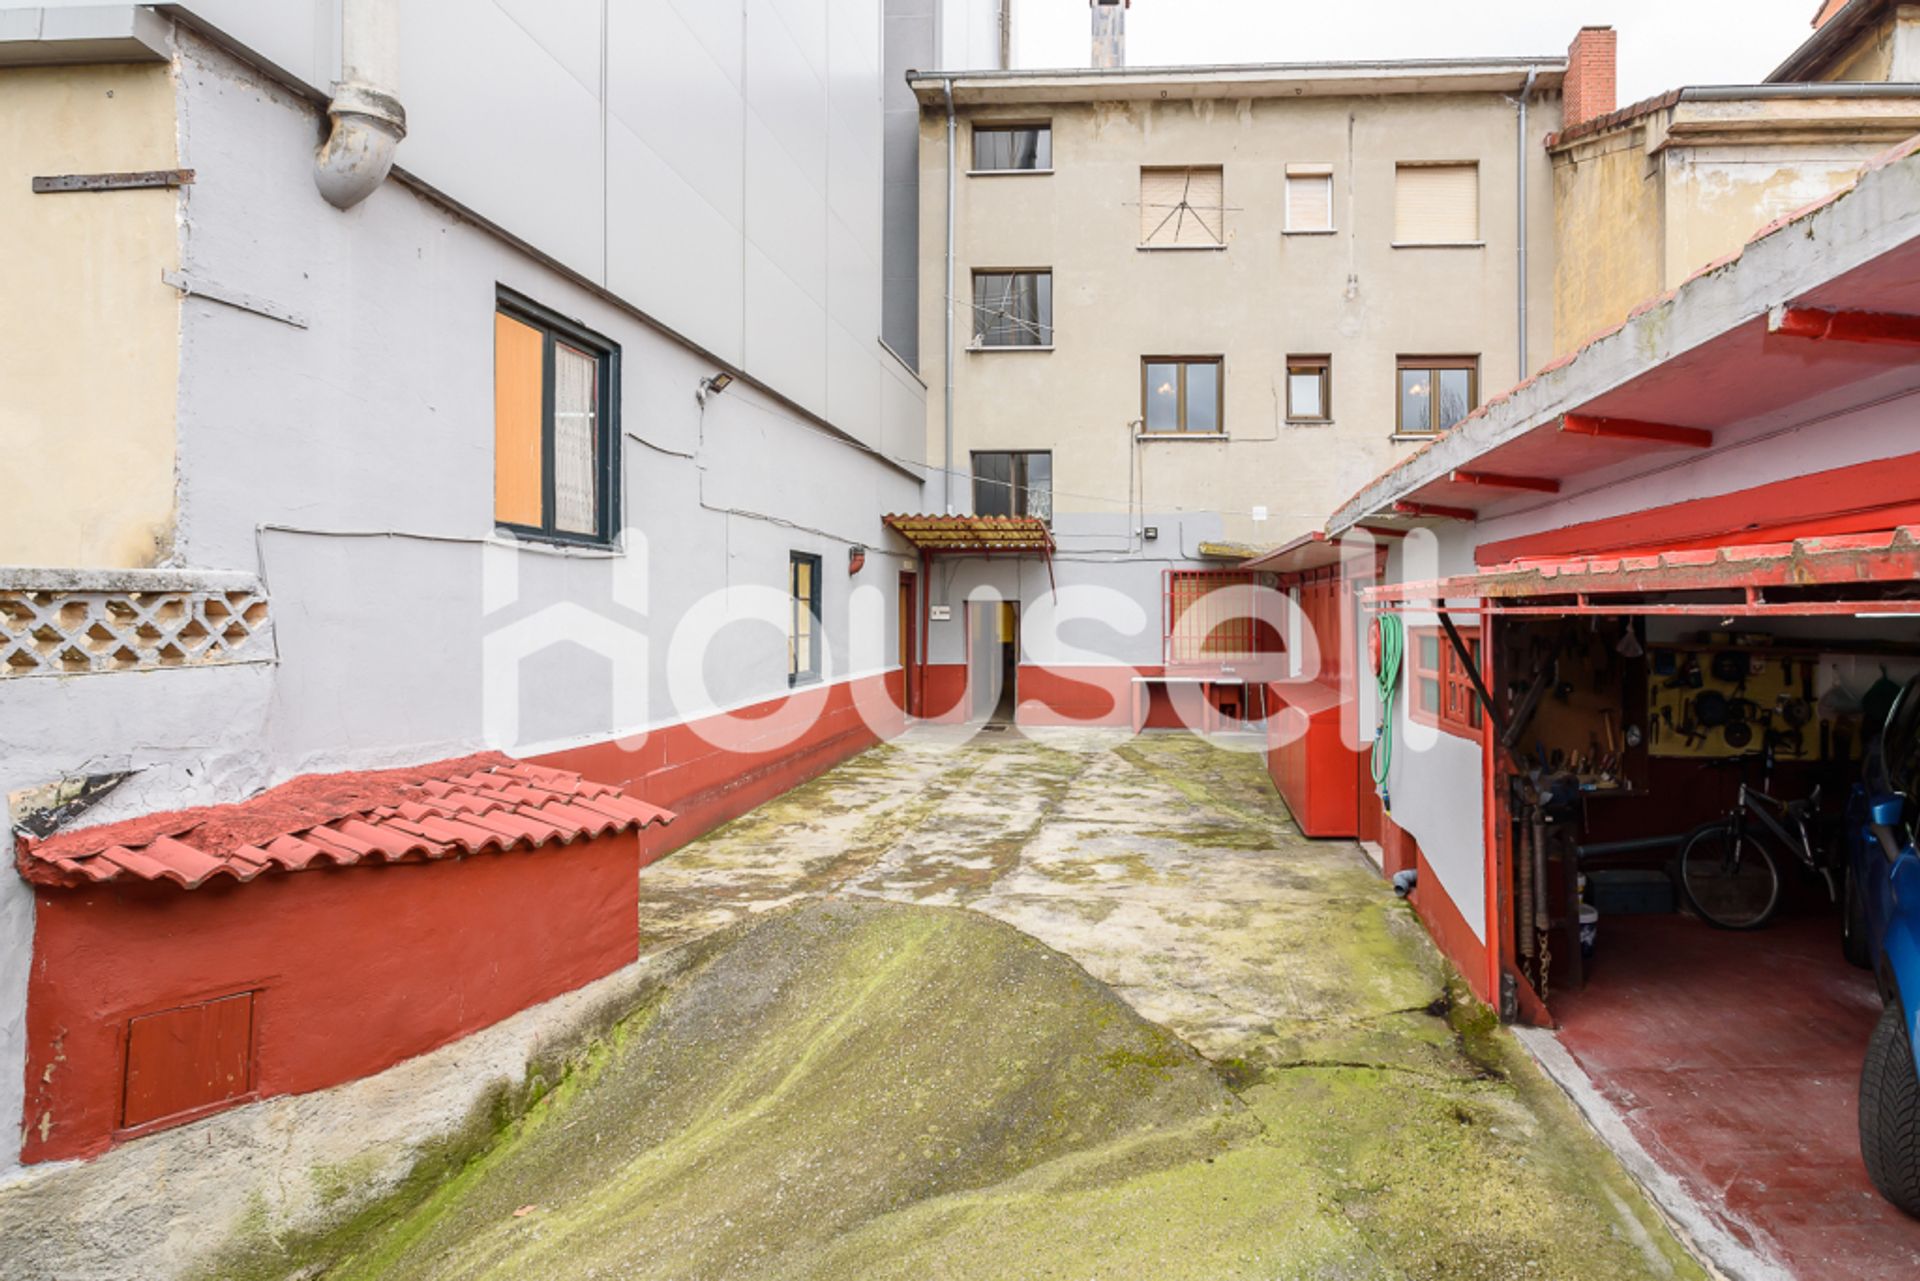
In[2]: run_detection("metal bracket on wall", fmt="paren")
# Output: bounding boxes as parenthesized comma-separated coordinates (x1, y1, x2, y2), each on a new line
(33, 169, 195, 193)
(161, 269, 309, 329)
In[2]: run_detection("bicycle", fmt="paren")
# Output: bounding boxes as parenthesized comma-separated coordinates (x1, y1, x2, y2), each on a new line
(1677, 729, 1838, 930)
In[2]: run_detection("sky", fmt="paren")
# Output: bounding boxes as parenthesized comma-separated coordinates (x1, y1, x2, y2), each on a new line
(1014, 1, 1825, 103)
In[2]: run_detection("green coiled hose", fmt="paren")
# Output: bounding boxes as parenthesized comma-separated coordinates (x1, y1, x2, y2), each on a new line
(1371, 614, 1404, 794)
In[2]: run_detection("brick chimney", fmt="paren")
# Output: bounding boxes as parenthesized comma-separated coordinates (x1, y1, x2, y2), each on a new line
(1812, 0, 1852, 29)
(1091, 0, 1128, 70)
(1563, 26, 1618, 130)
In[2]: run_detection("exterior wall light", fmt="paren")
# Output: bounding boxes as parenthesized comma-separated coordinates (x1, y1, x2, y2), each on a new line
(696, 372, 735, 406)
(848, 545, 868, 575)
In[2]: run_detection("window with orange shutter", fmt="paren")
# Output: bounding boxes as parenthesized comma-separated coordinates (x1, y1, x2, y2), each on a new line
(495, 293, 620, 546)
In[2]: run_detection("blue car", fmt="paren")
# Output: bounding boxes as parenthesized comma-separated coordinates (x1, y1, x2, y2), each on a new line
(1849, 675, 1920, 1217)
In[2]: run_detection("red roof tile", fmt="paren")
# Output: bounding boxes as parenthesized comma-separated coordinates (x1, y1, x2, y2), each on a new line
(16, 752, 673, 891)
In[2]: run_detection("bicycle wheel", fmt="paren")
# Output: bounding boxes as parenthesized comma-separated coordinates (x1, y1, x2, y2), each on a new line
(1679, 823, 1782, 930)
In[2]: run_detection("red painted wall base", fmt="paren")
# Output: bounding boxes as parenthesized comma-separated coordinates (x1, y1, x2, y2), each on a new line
(1382, 813, 1494, 1006)
(23, 832, 640, 1164)
(535, 672, 906, 862)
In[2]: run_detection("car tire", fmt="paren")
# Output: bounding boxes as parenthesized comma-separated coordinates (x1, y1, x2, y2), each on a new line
(1860, 1002, 1920, 1218)
(1843, 865, 1873, 971)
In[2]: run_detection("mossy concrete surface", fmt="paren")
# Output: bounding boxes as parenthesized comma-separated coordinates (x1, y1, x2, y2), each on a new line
(299, 728, 1703, 1280)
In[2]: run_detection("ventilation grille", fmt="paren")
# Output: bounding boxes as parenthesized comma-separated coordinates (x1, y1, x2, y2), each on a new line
(0, 571, 273, 677)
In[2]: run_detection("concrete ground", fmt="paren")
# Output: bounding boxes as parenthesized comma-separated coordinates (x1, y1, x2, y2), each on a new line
(593, 725, 1709, 1279)
(1550, 912, 1920, 1280)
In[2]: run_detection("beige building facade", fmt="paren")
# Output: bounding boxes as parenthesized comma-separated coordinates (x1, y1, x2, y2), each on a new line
(1551, 9, 1920, 353)
(915, 63, 1565, 549)
(1, 58, 180, 568)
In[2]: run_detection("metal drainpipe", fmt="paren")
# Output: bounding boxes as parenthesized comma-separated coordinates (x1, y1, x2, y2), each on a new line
(1513, 68, 1538, 382)
(943, 79, 958, 515)
(315, 0, 407, 210)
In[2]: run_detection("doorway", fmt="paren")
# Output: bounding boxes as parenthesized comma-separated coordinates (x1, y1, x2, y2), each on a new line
(968, 600, 1019, 723)
(898, 572, 917, 716)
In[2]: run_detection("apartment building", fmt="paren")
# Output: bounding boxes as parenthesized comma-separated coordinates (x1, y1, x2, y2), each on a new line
(904, 9, 1564, 726)
(0, 0, 1002, 1184)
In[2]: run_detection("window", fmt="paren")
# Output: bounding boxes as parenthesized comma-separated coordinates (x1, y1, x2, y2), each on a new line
(1285, 164, 1333, 233)
(789, 552, 822, 686)
(973, 124, 1051, 172)
(1143, 358, 1223, 434)
(1286, 356, 1331, 422)
(1140, 167, 1225, 247)
(1409, 628, 1484, 737)
(494, 296, 619, 545)
(973, 451, 1053, 521)
(1394, 163, 1480, 245)
(1396, 356, 1478, 435)
(972, 271, 1053, 347)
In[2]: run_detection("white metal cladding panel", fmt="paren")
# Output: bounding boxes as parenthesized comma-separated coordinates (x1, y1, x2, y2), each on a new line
(829, 208, 882, 352)
(495, 0, 603, 89)
(747, 0, 829, 197)
(397, 0, 607, 279)
(607, 0, 747, 233)
(746, 112, 830, 307)
(827, 0, 881, 141)
(746, 242, 830, 414)
(828, 315, 882, 447)
(1394, 163, 1480, 244)
(605, 117, 747, 368)
(771, 0, 830, 76)
(666, 0, 746, 80)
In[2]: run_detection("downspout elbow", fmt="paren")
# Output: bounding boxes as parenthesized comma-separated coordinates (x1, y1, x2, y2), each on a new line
(314, 82, 407, 210)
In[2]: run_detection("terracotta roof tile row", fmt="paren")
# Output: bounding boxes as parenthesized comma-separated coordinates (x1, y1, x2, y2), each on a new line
(16, 753, 673, 891)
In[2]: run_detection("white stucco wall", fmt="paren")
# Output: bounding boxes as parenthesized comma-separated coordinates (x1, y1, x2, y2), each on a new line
(0, 25, 928, 1176)
(1380, 527, 1487, 943)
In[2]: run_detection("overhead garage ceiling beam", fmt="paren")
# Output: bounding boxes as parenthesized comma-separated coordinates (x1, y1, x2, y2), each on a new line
(1768, 305, 1920, 347)
(1560, 414, 1713, 449)
(1393, 500, 1477, 521)
(1449, 469, 1560, 494)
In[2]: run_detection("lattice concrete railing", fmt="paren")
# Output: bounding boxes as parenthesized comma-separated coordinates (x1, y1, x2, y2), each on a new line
(0, 568, 273, 677)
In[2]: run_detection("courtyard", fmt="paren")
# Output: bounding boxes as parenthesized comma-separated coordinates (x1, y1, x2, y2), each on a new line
(293, 728, 1706, 1278)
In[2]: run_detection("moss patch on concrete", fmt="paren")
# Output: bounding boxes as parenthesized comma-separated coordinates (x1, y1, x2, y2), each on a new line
(291, 896, 1701, 1281)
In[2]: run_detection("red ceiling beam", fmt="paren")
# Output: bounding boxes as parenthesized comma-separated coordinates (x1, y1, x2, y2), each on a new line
(1448, 469, 1560, 494)
(1769, 306, 1920, 347)
(1560, 413, 1713, 449)
(1393, 500, 1477, 521)
(1354, 524, 1410, 539)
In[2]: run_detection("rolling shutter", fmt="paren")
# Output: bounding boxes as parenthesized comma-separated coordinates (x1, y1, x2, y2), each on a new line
(1394, 164, 1479, 244)
(1141, 167, 1225, 246)
(1285, 164, 1333, 231)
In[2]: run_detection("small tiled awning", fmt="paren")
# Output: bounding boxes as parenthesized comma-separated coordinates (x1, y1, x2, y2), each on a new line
(17, 753, 674, 890)
(884, 514, 1055, 554)
(1365, 527, 1920, 617)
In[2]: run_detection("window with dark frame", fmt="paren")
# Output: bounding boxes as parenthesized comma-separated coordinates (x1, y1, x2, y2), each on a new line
(1396, 356, 1478, 436)
(972, 451, 1053, 521)
(789, 552, 822, 686)
(972, 271, 1053, 347)
(494, 295, 620, 545)
(973, 124, 1051, 172)
(1286, 356, 1331, 422)
(1143, 357, 1223, 434)
(1409, 627, 1483, 737)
